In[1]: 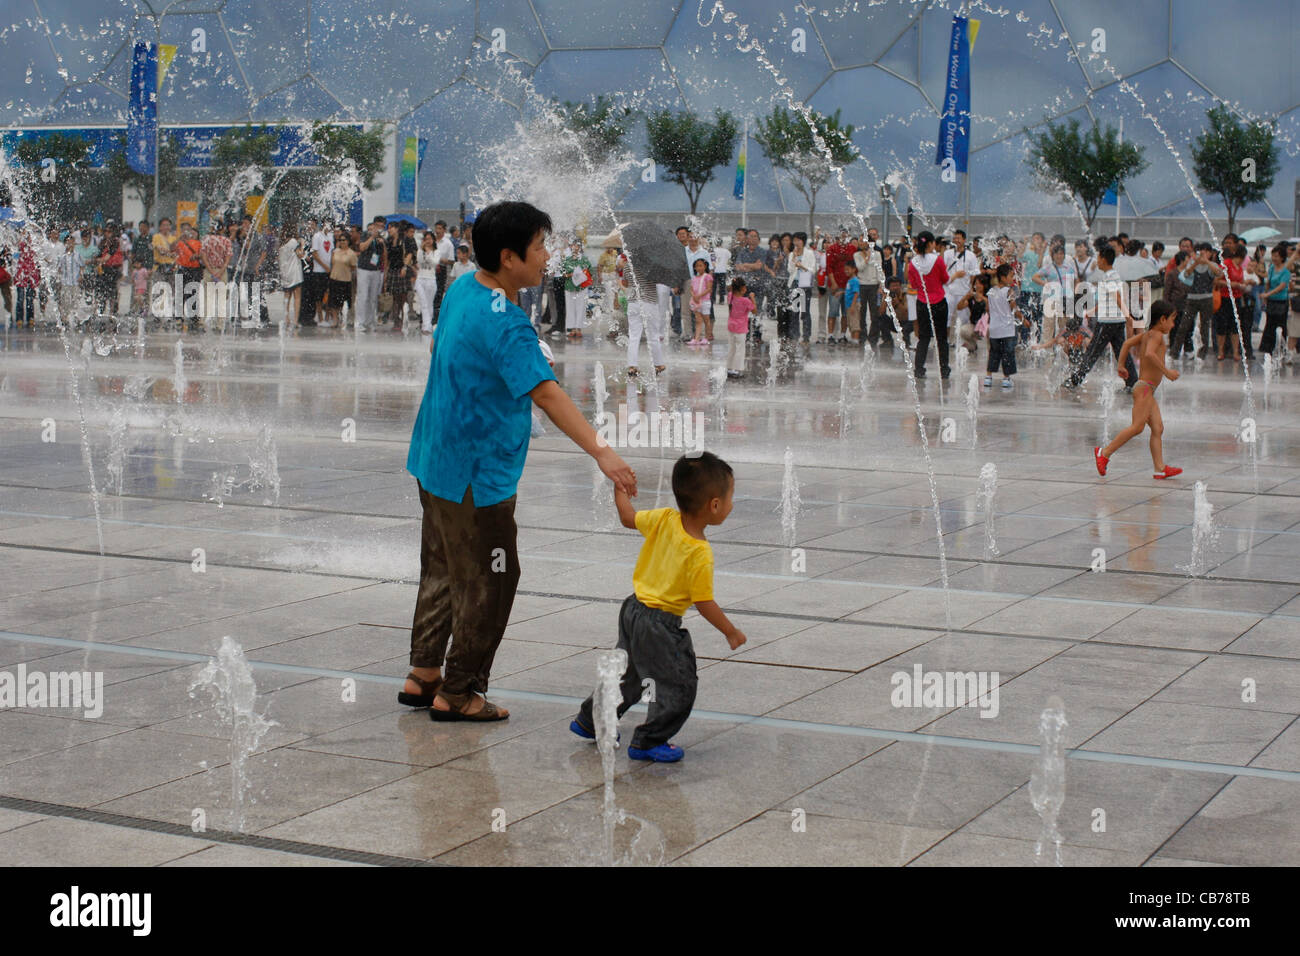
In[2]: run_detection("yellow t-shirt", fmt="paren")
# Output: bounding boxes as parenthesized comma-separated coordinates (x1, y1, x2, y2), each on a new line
(632, 508, 713, 615)
(152, 232, 175, 266)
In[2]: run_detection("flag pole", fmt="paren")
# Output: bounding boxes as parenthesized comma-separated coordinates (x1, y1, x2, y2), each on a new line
(1116, 116, 1122, 236)
(741, 116, 748, 230)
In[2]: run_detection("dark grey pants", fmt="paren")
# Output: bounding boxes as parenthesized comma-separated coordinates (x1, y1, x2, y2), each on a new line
(577, 594, 698, 749)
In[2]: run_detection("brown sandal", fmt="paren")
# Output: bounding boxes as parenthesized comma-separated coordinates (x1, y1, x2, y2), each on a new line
(397, 672, 442, 708)
(429, 690, 509, 722)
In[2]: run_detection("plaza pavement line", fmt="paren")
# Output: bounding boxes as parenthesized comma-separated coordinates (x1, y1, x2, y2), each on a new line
(2, 630, 1297, 784)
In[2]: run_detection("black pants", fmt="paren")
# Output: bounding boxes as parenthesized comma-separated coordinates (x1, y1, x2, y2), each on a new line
(914, 298, 950, 375)
(299, 271, 327, 326)
(1259, 301, 1288, 355)
(577, 594, 698, 750)
(860, 284, 882, 348)
(1169, 306, 1195, 358)
(410, 483, 520, 700)
(1067, 322, 1136, 387)
(713, 273, 727, 306)
(987, 335, 1017, 376)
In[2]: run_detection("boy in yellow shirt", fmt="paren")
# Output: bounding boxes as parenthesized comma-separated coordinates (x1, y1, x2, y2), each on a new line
(571, 451, 746, 762)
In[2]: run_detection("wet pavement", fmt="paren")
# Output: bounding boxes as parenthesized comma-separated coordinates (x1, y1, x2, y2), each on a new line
(0, 318, 1297, 866)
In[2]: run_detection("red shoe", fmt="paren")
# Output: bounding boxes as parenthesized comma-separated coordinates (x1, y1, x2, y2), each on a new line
(1094, 447, 1109, 476)
(1153, 465, 1182, 480)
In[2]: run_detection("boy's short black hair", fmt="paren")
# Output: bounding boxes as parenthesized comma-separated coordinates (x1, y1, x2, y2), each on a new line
(1151, 301, 1176, 325)
(672, 451, 733, 515)
(995, 262, 1013, 281)
(1098, 245, 1116, 265)
(472, 201, 552, 272)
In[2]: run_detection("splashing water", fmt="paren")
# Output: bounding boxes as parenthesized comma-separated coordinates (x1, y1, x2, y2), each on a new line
(710, 364, 727, 432)
(593, 648, 628, 867)
(104, 404, 127, 497)
(976, 462, 999, 558)
(1098, 370, 1121, 445)
(766, 327, 780, 391)
(778, 446, 801, 549)
(837, 365, 849, 439)
(965, 373, 980, 449)
(955, 343, 968, 375)
(592, 458, 614, 530)
(1029, 696, 1068, 867)
(246, 424, 280, 506)
(188, 636, 277, 833)
(173, 339, 187, 404)
(1178, 481, 1220, 577)
(593, 361, 609, 426)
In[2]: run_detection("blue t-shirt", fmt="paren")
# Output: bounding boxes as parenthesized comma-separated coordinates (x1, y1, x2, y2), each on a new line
(1267, 264, 1291, 302)
(845, 276, 861, 303)
(407, 272, 557, 506)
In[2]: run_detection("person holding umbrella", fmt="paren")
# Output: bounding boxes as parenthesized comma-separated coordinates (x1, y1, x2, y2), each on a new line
(401, 201, 637, 720)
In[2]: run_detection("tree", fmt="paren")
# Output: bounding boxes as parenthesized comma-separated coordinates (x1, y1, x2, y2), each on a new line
(203, 124, 282, 225)
(555, 94, 634, 166)
(755, 105, 858, 236)
(12, 132, 94, 224)
(1191, 103, 1280, 234)
(309, 122, 387, 192)
(105, 131, 183, 224)
(1026, 118, 1147, 228)
(645, 109, 738, 214)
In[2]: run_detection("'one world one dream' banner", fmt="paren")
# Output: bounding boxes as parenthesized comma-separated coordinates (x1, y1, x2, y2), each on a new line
(935, 15, 977, 177)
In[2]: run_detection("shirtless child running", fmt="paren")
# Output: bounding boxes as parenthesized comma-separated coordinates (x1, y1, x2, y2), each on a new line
(1094, 301, 1183, 480)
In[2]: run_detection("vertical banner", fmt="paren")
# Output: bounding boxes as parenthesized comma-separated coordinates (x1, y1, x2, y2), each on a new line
(935, 15, 973, 176)
(127, 40, 158, 175)
(176, 201, 197, 231)
(398, 136, 418, 204)
(733, 135, 746, 200)
(417, 136, 429, 171)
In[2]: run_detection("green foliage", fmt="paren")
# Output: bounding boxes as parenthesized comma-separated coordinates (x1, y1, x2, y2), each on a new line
(556, 94, 634, 166)
(1025, 118, 1147, 227)
(1191, 103, 1280, 232)
(11, 132, 94, 223)
(755, 105, 858, 235)
(645, 108, 738, 214)
(309, 121, 387, 192)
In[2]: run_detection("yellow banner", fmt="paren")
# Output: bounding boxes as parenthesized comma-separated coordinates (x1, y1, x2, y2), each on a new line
(245, 195, 267, 228)
(968, 19, 980, 50)
(176, 200, 197, 231)
(158, 44, 178, 88)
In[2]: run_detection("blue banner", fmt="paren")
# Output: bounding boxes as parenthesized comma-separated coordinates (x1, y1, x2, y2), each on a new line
(0, 125, 354, 170)
(127, 40, 157, 175)
(417, 136, 428, 171)
(1101, 183, 1118, 205)
(733, 144, 746, 200)
(935, 15, 971, 176)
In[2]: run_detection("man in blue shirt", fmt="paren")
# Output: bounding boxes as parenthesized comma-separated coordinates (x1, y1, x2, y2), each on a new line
(404, 201, 637, 722)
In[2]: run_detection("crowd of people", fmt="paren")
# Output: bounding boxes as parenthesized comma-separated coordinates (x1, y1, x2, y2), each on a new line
(551, 224, 1300, 390)
(4, 212, 1297, 398)
(0, 214, 478, 334)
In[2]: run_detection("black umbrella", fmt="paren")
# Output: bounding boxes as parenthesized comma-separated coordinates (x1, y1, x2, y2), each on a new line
(616, 220, 690, 291)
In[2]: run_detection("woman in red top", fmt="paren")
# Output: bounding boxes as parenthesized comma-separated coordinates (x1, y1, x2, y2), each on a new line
(906, 231, 951, 379)
(13, 238, 42, 328)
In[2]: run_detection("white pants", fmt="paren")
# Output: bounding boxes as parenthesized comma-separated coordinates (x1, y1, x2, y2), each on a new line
(627, 299, 665, 368)
(656, 284, 673, 340)
(727, 325, 746, 372)
(565, 290, 587, 330)
(355, 268, 383, 328)
(415, 276, 438, 330)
